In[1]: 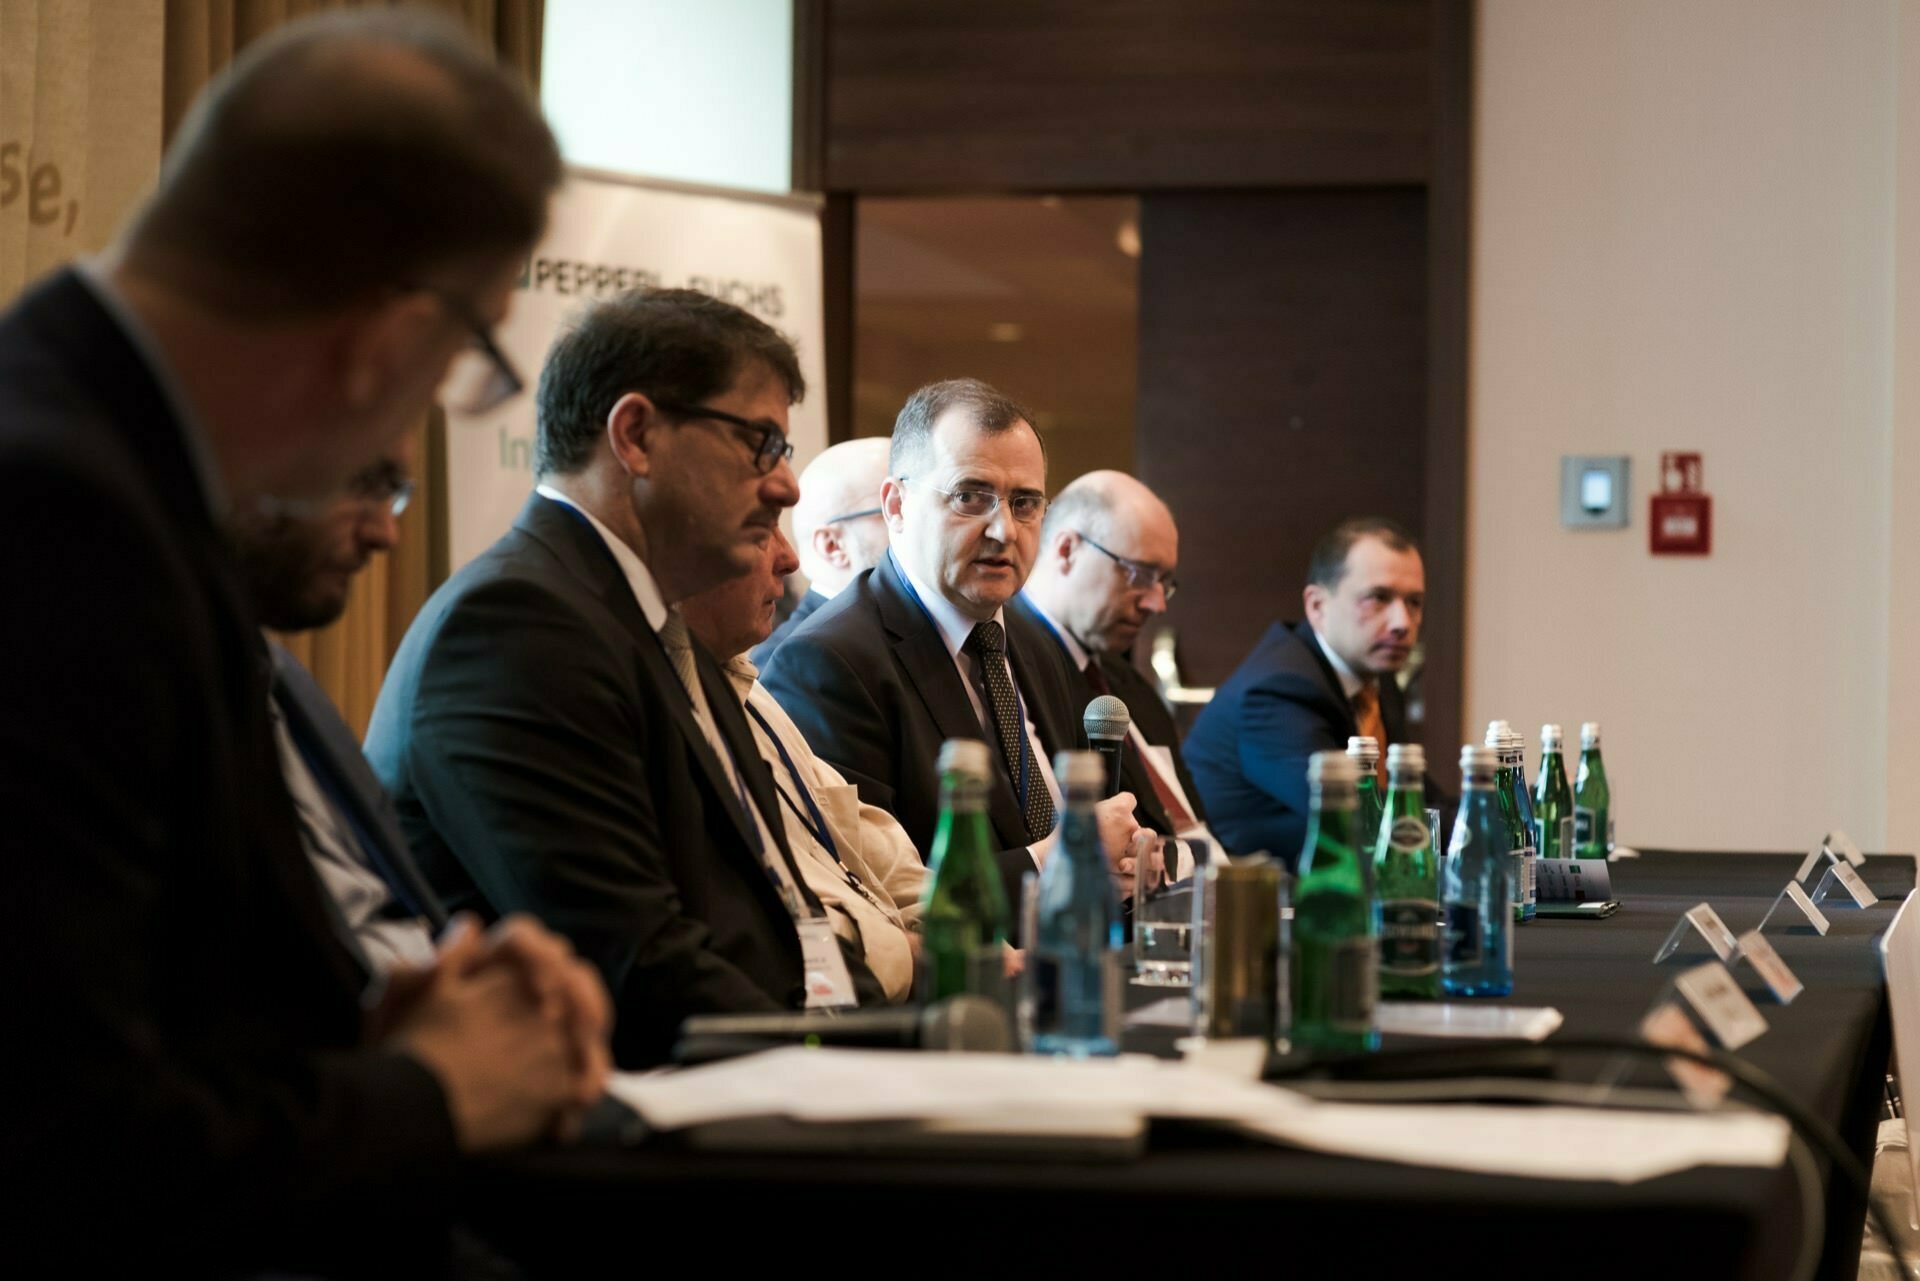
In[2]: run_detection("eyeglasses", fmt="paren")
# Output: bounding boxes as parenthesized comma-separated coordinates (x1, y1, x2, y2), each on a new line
(1077, 531, 1178, 599)
(654, 401, 795, 475)
(824, 506, 883, 525)
(347, 463, 415, 517)
(900, 477, 1047, 524)
(422, 288, 523, 416)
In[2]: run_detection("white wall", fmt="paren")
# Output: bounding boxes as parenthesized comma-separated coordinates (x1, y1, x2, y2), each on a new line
(1891, 1, 1920, 856)
(1471, 0, 1915, 852)
(542, 0, 793, 194)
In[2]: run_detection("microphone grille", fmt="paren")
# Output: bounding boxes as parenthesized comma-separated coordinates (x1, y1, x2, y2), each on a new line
(1083, 693, 1131, 741)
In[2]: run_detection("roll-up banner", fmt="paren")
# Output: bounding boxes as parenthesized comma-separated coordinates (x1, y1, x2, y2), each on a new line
(443, 166, 826, 573)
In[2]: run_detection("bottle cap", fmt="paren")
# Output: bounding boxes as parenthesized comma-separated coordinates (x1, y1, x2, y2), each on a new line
(1386, 743, 1425, 773)
(1484, 720, 1512, 747)
(1053, 750, 1104, 790)
(1459, 744, 1498, 772)
(1541, 723, 1564, 747)
(1309, 750, 1360, 787)
(1346, 735, 1380, 764)
(938, 738, 991, 779)
(1581, 721, 1602, 746)
(1503, 728, 1524, 753)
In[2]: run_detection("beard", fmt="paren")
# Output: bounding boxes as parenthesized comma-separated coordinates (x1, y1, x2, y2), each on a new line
(226, 511, 349, 633)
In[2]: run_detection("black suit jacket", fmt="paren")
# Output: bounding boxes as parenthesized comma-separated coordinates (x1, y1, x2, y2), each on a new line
(760, 552, 1085, 910)
(0, 270, 457, 1274)
(1004, 594, 1185, 837)
(1182, 620, 1409, 869)
(749, 585, 825, 669)
(367, 492, 833, 1067)
(270, 643, 449, 936)
(1101, 648, 1212, 831)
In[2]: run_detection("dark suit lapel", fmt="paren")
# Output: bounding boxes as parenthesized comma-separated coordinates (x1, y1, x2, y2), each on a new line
(693, 642, 797, 872)
(874, 555, 1029, 846)
(516, 494, 787, 881)
(1290, 620, 1360, 738)
(269, 645, 449, 931)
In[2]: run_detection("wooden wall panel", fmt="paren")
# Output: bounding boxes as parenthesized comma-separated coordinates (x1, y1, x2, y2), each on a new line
(1135, 189, 1436, 744)
(824, 0, 1432, 193)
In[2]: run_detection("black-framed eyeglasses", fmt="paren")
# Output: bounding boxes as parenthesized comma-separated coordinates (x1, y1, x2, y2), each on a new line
(824, 506, 883, 525)
(654, 401, 795, 475)
(899, 476, 1047, 524)
(419, 288, 523, 416)
(1077, 530, 1178, 599)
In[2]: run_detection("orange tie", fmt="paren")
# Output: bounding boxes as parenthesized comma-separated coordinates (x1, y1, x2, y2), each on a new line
(1351, 683, 1388, 785)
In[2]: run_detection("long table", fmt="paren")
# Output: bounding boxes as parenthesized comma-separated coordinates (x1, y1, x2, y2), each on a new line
(468, 850, 1912, 1280)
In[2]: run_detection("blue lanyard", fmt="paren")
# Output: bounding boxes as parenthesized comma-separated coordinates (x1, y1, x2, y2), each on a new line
(746, 702, 839, 863)
(888, 550, 1031, 813)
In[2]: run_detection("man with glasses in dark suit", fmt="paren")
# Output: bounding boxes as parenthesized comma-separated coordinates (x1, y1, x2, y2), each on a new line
(1013, 470, 1218, 877)
(762, 379, 1145, 917)
(1, 12, 608, 1274)
(369, 288, 884, 1069)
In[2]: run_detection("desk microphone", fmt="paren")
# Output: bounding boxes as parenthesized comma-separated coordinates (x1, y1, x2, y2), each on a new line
(674, 996, 1013, 1065)
(1084, 694, 1131, 798)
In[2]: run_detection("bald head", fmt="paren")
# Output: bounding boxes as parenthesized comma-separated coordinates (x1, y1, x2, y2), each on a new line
(792, 437, 892, 594)
(1027, 470, 1179, 655)
(125, 8, 560, 319)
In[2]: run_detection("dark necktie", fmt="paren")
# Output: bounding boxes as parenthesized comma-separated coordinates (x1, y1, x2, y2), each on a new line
(967, 620, 1055, 842)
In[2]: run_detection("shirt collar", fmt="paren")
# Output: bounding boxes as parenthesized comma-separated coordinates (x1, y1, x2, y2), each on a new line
(899, 558, 1002, 660)
(74, 258, 229, 518)
(535, 484, 669, 631)
(720, 653, 759, 701)
(1312, 627, 1369, 701)
(1026, 597, 1090, 671)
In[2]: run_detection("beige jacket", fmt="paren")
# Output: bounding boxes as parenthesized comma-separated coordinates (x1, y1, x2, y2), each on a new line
(724, 657, 926, 1001)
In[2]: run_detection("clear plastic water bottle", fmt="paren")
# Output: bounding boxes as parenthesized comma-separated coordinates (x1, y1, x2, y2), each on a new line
(1028, 750, 1123, 1056)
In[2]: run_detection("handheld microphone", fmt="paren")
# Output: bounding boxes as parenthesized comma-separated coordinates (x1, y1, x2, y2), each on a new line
(674, 996, 1013, 1065)
(1084, 694, 1131, 798)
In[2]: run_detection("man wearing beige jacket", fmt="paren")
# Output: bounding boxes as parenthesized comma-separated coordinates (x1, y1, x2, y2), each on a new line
(683, 528, 925, 1001)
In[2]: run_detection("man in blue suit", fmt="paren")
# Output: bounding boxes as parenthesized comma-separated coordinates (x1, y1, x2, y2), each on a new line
(1184, 517, 1426, 868)
(229, 455, 449, 972)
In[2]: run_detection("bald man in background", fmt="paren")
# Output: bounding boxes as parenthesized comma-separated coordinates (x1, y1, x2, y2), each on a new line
(1014, 471, 1217, 872)
(752, 436, 891, 668)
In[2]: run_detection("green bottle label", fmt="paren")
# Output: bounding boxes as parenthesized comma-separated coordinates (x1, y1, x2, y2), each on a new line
(1380, 900, 1440, 976)
(1575, 808, 1595, 843)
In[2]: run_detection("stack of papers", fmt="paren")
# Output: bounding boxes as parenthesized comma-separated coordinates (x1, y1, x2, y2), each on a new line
(607, 1048, 1788, 1183)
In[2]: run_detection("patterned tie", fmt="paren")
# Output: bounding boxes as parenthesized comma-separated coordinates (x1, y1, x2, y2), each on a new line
(1351, 682, 1389, 786)
(967, 620, 1055, 842)
(657, 610, 701, 703)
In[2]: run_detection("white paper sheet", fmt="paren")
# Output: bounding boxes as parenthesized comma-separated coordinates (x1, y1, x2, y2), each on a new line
(606, 1047, 1789, 1182)
(1374, 1002, 1564, 1041)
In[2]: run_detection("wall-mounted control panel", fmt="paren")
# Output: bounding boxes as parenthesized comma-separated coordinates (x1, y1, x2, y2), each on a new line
(1561, 455, 1630, 529)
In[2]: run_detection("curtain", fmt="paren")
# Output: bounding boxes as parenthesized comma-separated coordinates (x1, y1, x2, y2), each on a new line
(162, 0, 546, 736)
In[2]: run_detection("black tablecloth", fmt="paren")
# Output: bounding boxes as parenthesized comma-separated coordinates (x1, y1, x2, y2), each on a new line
(467, 851, 1912, 1280)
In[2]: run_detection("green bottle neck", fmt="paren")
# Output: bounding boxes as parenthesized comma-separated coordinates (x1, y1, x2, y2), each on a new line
(1303, 784, 1359, 869)
(1382, 772, 1426, 816)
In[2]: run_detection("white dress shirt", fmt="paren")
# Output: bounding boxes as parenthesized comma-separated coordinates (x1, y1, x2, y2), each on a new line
(1313, 627, 1369, 702)
(899, 562, 1063, 866)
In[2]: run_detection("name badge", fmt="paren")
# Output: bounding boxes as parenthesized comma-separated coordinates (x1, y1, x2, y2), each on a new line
(1673, 960, 1769, 1050)
(1639, 1002, 1731, 1107)
(1654, 901, 1738, 964)
(1814, 861, 1879, 910)
(1735, 930, 1803, 1005)
(796, 918, 860, 1010)
(1759, 880, 1831, 936)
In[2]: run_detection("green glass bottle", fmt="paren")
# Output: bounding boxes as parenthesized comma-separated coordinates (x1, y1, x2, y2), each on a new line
(1574, 721, 1612, 859)
(1533, 723, 1575, 860)
(1484, 721, 1533, 924)
(1291, 751, 1379, 1053)
(919, 738, 1012, 1005)
(1347, 735, 1384, 883)
(1373, 743, 1439, 1000)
